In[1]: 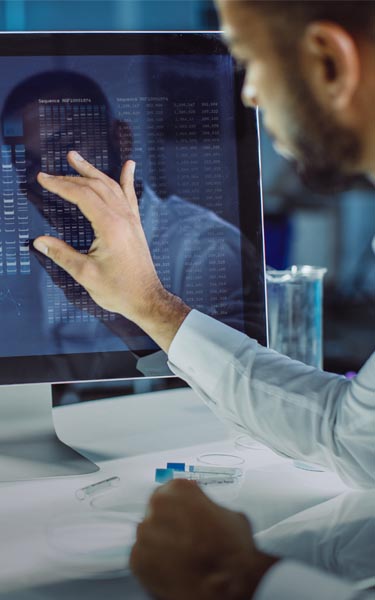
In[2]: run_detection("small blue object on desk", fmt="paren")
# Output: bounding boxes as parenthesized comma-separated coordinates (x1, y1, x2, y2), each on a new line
(156, 468, 176, 483)
(155, 468, 237, 485)
(166, 462, 185, 471)
(166, 462, 242, 477)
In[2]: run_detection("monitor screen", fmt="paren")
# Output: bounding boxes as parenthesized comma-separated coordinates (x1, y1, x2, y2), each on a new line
(0, 32, 266, 384)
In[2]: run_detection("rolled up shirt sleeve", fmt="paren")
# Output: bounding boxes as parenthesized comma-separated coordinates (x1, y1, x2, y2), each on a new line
(253, 561, 375, 600)
(168, 310, 375, 489)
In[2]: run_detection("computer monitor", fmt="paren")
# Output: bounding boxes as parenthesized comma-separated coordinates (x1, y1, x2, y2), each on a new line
(0, 32, 267, 481)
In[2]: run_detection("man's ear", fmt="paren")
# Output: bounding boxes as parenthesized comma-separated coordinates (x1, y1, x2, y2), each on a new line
(300, 21, 360, 111)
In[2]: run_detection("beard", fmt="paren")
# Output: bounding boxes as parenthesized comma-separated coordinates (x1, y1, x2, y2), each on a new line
(282, 68, 363, 194)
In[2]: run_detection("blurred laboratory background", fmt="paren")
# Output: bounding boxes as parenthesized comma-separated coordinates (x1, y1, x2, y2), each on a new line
(1, 0, 373, 403)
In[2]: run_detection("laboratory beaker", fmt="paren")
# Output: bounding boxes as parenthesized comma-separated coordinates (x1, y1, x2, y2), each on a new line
(266, 265, 327, 369)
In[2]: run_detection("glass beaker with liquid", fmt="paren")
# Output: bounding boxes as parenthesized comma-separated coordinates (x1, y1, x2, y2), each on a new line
(266, 265, 327, 369)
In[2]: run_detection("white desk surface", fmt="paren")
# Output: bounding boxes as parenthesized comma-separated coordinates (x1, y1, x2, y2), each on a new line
(0, 387, 349, 599)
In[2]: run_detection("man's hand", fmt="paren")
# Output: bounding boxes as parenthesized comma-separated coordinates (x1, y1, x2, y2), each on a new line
(33, 151, 190, 352)
(130, 479, 278, 600)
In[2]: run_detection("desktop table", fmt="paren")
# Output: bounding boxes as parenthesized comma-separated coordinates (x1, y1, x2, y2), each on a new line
(0, 387, 350, 599)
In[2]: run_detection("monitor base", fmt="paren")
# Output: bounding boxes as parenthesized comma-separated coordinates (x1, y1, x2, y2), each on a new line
(0, 383, 99, 482)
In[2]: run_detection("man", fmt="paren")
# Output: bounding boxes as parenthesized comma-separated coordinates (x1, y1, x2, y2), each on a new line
(33, 0, 374, 598)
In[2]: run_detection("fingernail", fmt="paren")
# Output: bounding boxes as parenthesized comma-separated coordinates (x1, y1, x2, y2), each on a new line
(39, 172, 52, 178)
(130, 161, 136, 174)
(33, 240, 49, 255)
(71, 151, 84, 161)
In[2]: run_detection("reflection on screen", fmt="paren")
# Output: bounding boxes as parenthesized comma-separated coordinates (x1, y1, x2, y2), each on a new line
(0, 54, 247, 358)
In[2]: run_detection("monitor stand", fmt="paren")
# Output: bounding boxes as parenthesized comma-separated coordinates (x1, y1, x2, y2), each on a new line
(0, 383, 99, 482)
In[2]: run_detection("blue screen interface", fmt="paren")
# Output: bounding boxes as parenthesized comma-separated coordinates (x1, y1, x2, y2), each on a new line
(0, 53, 248, 358)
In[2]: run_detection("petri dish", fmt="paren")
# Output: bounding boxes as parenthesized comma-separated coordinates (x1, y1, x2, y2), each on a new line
(47, 511, 139, 578)
(197, 452, 245, 467)
(195, 455, 245, 505)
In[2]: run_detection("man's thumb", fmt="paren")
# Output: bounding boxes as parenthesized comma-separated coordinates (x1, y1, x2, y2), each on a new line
(33, 236, 86, 283)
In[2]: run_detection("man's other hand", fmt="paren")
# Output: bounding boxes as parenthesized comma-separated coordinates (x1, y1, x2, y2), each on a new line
(130, 479, 278, 600)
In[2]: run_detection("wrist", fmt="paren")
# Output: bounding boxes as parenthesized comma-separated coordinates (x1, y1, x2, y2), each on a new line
(130, 284, 191, 353)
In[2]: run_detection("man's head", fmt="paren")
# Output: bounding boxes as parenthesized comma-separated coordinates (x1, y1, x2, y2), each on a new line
(216, 0, 375, 191)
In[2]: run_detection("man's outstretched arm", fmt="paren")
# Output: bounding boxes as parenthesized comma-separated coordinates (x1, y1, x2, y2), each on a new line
(35, 153, 375, 489)
(168, 310, 375, 489)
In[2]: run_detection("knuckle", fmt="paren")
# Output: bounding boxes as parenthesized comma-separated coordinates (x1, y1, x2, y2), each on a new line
(168, 478, 189, 492)
(89, 177, 122, 201)
(149, 492, 166, 511)
(48, 243, 67, 266)
(80, 184, 97, 202)
(89, 178, 107, 194)
(170, 478, 197, 495)
(125, 210, 138, 226)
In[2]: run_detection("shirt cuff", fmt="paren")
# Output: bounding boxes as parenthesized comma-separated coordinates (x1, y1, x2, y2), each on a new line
(168, 310, 252, 399)
(254, 560, 362, 600)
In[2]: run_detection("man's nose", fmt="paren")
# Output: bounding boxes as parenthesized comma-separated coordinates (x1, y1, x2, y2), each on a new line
(241, 82, 258, 108)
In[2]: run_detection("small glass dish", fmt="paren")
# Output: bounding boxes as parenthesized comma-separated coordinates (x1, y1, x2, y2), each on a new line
(195, 453, 245, 506)
(197, 452, 245, 467)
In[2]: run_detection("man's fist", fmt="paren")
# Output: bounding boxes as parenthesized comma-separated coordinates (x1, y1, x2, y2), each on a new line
(130, 479, 278, 600)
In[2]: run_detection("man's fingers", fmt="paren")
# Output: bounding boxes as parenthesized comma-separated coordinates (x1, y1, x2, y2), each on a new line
(39, 173, 119, 204)
(120, 160, 139, 216)
(37, 172, 109, 226)
(33, 236, 89, 284)
(67, 150, 122, 197)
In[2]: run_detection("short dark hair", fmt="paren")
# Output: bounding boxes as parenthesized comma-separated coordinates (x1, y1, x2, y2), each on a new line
(247, 1, 375, 44)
